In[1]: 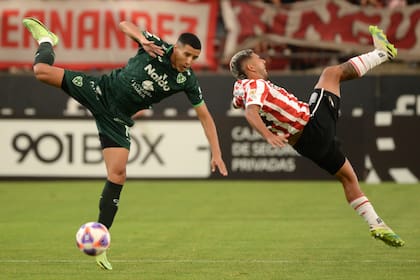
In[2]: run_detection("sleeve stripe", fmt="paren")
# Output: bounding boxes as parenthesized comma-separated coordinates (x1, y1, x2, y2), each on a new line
(193, 100, 205, 107)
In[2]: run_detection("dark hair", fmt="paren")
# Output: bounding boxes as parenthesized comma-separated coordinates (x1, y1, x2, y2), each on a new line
(177, 33, 201, 50)
(229, 49, 254, 79)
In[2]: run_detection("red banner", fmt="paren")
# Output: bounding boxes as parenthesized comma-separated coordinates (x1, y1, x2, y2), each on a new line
(0, 0, 219, 70)
(221, 0, 420, 62)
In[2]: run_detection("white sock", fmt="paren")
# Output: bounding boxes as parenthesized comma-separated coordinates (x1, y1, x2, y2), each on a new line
(350, 196, 384, 227)
(38, 37, 53, 45)
(349, 49, 388, 77)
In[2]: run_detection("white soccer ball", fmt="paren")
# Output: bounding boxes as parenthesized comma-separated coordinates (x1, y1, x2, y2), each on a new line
(75, 222, 111, 256)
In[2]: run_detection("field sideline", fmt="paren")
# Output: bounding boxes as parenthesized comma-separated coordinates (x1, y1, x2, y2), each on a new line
(1, 180, 419, 280)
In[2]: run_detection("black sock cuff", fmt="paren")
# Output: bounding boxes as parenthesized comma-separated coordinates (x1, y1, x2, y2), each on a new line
(102, 180, 123, 198)
(34, 42, 55, 65)
(105, 180, 123, 190)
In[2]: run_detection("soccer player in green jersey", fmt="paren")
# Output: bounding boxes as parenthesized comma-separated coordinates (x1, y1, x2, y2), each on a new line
(23, 17, 228, 270)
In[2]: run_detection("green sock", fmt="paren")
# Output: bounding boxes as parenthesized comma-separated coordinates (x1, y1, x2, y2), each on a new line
(98, 180, 123, 229)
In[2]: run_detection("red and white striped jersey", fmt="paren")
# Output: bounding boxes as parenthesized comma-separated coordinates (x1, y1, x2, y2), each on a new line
(232, 79, 310, 135)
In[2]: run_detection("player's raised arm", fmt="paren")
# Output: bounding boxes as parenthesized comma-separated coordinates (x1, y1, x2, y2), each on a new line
(119, 21, 164, 57)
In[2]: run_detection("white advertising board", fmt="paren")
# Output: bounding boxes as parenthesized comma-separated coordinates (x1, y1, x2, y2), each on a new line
(0, 120, 210, 178)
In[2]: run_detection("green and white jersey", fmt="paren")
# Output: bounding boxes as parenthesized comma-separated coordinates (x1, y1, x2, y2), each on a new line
(98, 31, 204, 126)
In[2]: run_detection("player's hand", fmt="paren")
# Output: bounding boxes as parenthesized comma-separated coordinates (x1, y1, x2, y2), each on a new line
(141, 40, 164, 57)
(266, 133, 289, 148)
(211, 156, 228, 176)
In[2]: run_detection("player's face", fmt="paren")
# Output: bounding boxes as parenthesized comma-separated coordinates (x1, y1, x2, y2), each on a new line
(171, 43, 201, 72)
(249, 53, 268, 79)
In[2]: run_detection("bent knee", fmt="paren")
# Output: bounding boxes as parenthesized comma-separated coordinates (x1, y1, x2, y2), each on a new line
(320, 65, 342, 80)
(315, 65, 343, 94)
(107, 169, 127, 184)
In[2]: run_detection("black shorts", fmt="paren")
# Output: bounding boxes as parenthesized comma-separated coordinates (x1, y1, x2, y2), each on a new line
(293, 88, 345, 175)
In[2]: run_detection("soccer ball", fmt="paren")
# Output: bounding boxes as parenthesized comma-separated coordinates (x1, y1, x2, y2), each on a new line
(75, 222, 111, 256)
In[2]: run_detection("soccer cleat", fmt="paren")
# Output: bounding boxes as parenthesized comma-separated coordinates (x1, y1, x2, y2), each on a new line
(370, 224, 405, 247)
(22, 17, 59, 46)
(96, 251, 113, 270)
(369, 25, 397, 60)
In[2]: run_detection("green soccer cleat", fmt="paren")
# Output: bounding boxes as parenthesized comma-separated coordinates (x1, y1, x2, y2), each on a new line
(96, 251, 113, 270)
(369, 25, 397, 60)
(370, 225, 405, 247)
(22, 17, 59, 46)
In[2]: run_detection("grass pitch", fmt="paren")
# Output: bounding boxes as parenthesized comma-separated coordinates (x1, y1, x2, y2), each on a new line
(0, 180, 419, 280)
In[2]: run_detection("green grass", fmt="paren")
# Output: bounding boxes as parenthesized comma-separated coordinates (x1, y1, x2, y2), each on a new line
(0, 180, 419, 280)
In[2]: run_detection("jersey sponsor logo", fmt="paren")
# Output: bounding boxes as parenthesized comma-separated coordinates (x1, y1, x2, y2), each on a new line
(177, 73, 186, 84)
(72, 76, 83, 87)
(130, 79, 152, 98)
(144, 64, 170, 91)
(142, 80, 154, 91)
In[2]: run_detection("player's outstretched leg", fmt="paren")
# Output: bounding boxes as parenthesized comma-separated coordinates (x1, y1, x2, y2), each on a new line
(364, 27, 402, 247)
(369, 25, 397, 60)
(96, 250, 113, 270)
(22, 18, 59, 46)
(370, 224, 405, 247)
(348, 26, 397, 78)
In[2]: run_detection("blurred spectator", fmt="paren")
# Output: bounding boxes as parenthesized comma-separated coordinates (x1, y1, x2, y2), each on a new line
(386, 0, 407, 8)
(348, 0, 384, 8)
(255, 0, 298, 9)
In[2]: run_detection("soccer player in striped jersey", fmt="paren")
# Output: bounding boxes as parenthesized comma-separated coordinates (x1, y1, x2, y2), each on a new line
(229, 26, 404, 247)
(22, 17, 228, 270)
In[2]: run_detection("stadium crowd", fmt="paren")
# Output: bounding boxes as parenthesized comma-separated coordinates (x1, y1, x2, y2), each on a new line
(3, 0, 420, 73)
(214, 0, 420, 72)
